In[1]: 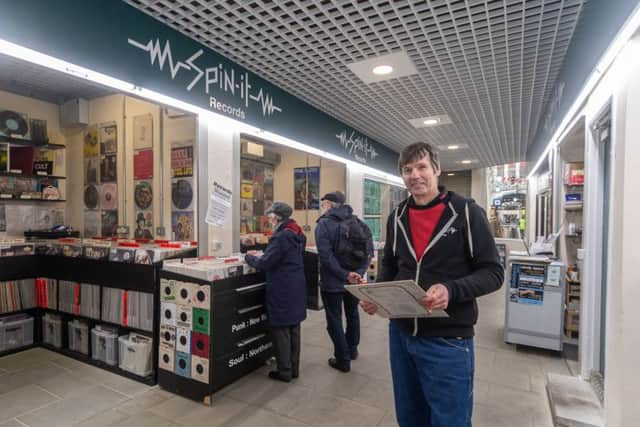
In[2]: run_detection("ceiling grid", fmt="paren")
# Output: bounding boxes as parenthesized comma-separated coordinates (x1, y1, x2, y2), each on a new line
(125, 0, 586, 170)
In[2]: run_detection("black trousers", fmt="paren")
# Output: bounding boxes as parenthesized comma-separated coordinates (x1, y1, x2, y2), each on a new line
(321, 291, 360, 365)
(270, 323, 301, 379)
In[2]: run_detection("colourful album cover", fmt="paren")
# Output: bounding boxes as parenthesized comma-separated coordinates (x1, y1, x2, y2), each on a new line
(84, 210, 101, 237)
(100, 124, 117, 154)
(85, 158, 99, 184)
(84, 185, 99, 209)
(100, 154, 117, 182)
(100, 183, 117, 210)
(134, 181, 153, 210)
(172, 211, 194, 241)
(0, 144, 8, 172)
(84, 125, 99, 157)
(101, 210, 118, 237)
(171, 146, 193, 177)
(241, 180, 253, 199)
(241, 162, 254, 181)
(134, 210, 153, 239)
(134, 149, 153, 180)
(171, 178, 193, 210)
(133, 114, 153, 149)
(264, 167, 274, 183)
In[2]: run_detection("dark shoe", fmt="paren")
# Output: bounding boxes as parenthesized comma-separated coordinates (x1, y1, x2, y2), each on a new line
(350, 350, 359, 361)
(268, 371, 291, 382)
(292, 372, 299, 379)
(328, 358, 350, 373)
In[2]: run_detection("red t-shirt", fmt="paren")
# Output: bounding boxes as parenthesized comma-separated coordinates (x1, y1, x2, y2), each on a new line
(408, 201, 446, 261)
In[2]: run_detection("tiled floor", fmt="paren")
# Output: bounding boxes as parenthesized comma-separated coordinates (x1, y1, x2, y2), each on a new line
(0, 286, 569, 426)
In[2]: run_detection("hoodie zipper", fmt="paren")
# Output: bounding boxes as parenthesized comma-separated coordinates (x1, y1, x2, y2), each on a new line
(397, 202, 459, 336)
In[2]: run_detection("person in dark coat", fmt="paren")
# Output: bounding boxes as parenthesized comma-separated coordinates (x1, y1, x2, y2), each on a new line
(315, 191, 373, 373)
(245, 201, 307, 382)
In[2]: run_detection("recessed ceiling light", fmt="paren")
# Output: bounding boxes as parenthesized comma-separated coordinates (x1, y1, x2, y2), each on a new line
(409, 115, 452, 128)
(347, 51, 417, 84)
(372, 65, 393, 75)
(447, 173, 456, 176)
(461, 160, 472, 164)
(447, 145, 459, 150)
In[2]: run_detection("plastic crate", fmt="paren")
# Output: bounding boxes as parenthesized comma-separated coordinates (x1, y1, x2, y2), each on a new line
(68, 319, 90, 355)
(0, 314, 34, 352)
(91, 325, 119, 366)
(118, 333, 153, 377)
(42, 313, 63, 348)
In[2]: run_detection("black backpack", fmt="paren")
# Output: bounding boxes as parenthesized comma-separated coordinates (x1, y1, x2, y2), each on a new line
(334, 216, 372, 271)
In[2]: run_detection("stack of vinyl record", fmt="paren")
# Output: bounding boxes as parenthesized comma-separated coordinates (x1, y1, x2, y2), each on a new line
(0, 279, 36, 314)
(102, 287, 154, 332)
(35, 278, 57, 310)
(58, 281, 100, 318)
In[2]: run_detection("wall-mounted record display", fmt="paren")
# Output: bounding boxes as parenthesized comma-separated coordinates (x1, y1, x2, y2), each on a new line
(84, 185, 99, 209)
(0, 109, 30, 139)
(135, 181, 153, 210)
(84, 157, 98, 185)
(100, 183, 117, 210)
(171, 178, 193, 210)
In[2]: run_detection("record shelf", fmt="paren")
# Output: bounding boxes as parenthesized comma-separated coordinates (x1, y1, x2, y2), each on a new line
(0, 249, 197, 384)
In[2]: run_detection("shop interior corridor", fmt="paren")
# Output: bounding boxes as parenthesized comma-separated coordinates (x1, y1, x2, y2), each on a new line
(0, 284, 570, 427)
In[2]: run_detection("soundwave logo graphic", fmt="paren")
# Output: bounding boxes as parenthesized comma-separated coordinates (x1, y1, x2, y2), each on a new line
(336, 130, 379, 163)
(128, 37, 282, 119)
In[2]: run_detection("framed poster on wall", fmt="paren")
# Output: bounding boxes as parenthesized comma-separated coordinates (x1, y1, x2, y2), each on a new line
(294, 166, 320, 210)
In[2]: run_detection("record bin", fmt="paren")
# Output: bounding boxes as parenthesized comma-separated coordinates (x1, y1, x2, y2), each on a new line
(158, 268, 272, 404)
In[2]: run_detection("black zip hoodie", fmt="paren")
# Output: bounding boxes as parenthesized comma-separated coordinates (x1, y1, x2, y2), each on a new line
(381, 187, 504, 338)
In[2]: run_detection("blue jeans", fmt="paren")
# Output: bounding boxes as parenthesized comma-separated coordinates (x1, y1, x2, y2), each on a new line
(389, 321, 474, 427)
(321, 291, 360, 365)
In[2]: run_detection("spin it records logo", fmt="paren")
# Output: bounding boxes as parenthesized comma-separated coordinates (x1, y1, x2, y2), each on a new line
(128, 37, 282, 121)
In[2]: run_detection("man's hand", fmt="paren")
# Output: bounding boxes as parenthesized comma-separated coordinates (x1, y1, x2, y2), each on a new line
(419, 284, 449, 313)
(360, 300, 378, 315)
(347, 272, 364, 284)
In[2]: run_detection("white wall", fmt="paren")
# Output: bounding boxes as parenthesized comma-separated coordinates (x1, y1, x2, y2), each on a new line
(578, 35, 640, 426)
(202, 122, 235, 256)
(471, 168, 487, 209)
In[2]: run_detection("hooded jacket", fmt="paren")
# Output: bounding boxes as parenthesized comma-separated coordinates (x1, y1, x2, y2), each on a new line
(381, 188, 504, 337)
(315, 204, 374, 293)
(245, 218, 307, 326)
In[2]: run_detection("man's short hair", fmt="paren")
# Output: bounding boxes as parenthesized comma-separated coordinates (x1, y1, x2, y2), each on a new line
(398, 142, 440, 173)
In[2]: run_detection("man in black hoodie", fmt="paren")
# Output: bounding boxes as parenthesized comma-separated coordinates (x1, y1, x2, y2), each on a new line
(361, 143, 504, 427)
(316, 191, 373, 373)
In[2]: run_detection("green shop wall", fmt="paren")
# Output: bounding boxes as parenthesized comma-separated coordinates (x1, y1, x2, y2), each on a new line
(0, 0, 399, 174)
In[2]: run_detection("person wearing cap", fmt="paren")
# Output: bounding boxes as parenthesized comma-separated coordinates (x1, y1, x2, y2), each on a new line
(316, 191, 374, 373)
(245, 201, 307, 382)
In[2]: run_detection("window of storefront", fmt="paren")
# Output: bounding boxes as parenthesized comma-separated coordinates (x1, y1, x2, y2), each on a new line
(363, 178, 406, 243)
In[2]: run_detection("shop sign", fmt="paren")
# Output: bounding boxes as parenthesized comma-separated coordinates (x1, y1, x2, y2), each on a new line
(0, 1, 399, 173)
